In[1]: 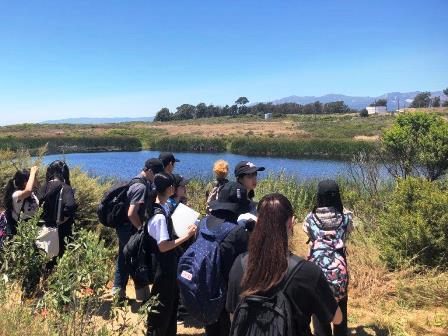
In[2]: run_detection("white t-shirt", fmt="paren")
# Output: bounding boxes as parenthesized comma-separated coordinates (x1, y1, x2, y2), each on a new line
(147, 203, 171, 245)
(11, 191, 39, 222)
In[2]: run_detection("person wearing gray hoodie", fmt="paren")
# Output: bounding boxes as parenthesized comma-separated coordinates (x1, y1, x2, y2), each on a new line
(302, 180, 353, 336)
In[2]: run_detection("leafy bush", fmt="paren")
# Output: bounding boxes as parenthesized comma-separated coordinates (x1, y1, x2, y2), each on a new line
(70, 168, 116, 245)
(41, 229, 113, 310)
(0, 209, 48, 298)
(381, 112, 448, 180)
(359, 108, 369, 117)
(376, 177, 448, 270)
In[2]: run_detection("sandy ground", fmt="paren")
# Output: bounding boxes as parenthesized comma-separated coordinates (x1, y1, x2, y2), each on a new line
(352, 135, 380, 142)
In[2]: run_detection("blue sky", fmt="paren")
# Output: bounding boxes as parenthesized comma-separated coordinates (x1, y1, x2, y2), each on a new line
(0, 0, 447, 125)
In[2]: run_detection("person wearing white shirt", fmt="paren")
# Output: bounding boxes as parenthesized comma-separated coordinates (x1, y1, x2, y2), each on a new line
(3, 166, 39, 235)
(146, 172, 197, 336)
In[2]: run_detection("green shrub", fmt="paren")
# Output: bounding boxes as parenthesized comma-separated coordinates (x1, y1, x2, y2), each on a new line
(0, 136, 142, 154)
(41, 229, 113, 311)
(0, 209, 48, 298)
(256, 173, 317, 219)
(228, 137, 376, 159)
(70, 168, 116, 245)
(376, 177, 448, 269)
(381, 112, 448, 180)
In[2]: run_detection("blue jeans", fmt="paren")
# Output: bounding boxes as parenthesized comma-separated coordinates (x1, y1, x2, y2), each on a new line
(113, 222, 136, 291)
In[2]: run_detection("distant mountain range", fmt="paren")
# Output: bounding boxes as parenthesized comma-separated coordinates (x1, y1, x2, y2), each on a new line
(41, 117, 154, 124)
(38, 91, 447, 125)
(271, 91, 447, 110)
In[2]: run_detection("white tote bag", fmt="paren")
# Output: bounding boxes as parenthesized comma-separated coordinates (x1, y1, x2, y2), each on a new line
(35, 186, 63, 259)
(36, 225, 60, 259)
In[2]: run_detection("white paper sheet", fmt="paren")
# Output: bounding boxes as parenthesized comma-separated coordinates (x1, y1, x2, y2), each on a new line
(171, 203, 200, 237)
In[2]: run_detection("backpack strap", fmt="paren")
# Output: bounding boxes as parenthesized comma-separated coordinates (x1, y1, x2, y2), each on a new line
(129, 176, 147, 188)
(152, 204, 166, 217)
(281, 255, 306, 291)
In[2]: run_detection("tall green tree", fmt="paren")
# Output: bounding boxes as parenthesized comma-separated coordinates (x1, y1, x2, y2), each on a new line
(432, 96, 441, 107)
(381, 112, 448, 180)
(324, 101, 350, 114)
(235, 97, 249, 115)
(235, 97, 249, 106)
(173, 104, 195, 120)
(195, 103, 207, 119)
(410, 92, 431, 108)
(154, 107, 172, 122)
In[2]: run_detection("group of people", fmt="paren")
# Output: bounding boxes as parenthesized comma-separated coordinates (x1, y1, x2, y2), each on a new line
(1, 152, 353, 336)
(1, 160, 77, 273)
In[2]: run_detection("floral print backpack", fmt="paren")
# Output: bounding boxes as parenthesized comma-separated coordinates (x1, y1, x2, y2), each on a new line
(303, 211, 352, 301)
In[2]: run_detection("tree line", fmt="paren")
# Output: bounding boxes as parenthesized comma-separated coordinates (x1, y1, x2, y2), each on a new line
(154, 97, 355, 122)
(154, 89, 448, 122)
(409, 89, 448, 108)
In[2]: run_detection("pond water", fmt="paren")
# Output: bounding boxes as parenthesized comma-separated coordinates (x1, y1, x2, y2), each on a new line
(43, 150, 374, 181)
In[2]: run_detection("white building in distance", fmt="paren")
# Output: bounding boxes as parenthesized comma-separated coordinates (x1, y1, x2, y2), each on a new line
(366, 106, 387, 115)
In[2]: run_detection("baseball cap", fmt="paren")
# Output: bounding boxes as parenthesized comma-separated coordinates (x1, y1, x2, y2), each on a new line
(144, 158, 164, 174)
(317, 180, 340, 196)
(234, 161, 265, 177)
(159, 152, 180, 166)
(209, 181, 250, 214)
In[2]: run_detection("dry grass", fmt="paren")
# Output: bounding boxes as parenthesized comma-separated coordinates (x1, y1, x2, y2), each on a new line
(150, 120, 301, 138)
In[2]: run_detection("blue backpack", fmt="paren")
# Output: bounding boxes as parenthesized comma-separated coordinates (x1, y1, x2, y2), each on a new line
(177, 217, 238, 324)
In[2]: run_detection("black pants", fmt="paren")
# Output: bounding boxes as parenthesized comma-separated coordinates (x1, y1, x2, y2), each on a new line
(312, 296, 348, 336)
(204, 309, 231, 336)
(147, 250, 179, 336)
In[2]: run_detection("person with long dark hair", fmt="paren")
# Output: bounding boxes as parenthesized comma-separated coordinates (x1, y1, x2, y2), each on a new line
(38, 160, 77, 267)
(227, 193, 342, 336)
(3, 166, 39, 234)
(303, 180, 353, 336)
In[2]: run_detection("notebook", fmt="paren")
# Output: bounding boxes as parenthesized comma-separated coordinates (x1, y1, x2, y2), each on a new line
(171, 203, 200, 237)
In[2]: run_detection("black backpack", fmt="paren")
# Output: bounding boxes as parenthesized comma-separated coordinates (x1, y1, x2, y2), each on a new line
(123, 207, 164, 287)
(230, 254, 305, 336)
(97, 177, 146, 228)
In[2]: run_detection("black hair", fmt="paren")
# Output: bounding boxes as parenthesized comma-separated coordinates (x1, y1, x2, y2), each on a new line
(313, 189, 344, 214)
(154, 172, 175, 194)
(46, 160, 71, 186)
(3, 169, 30, 211)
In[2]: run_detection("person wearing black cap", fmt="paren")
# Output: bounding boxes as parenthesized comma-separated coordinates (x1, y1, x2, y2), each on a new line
(234, 161, 265, 213)
(159, 152, 180, 174)
(202, 181, 255, 336)
(302, 179, 353, 336)
(112, 158, 164, 301)
(146, 172, 197, 336)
